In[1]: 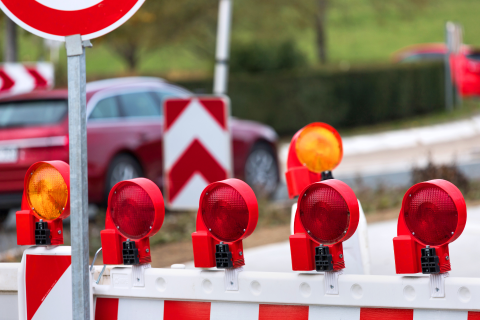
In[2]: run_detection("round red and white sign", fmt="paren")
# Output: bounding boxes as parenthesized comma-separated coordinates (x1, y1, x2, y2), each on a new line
(0, 0, 145, 41)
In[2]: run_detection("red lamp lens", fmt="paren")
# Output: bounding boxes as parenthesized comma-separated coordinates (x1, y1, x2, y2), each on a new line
(110, 182, 156, 240)
(299, 185, 349, 244)
(201, 185, 249, 242)
(404, 186, 458, 246)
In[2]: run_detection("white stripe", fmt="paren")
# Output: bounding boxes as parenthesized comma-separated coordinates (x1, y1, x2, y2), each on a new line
(3, 64, 35, 95)
(309, 306, 360, 320)
(118, 298, 164, 320)
(210, 302, 259, 320)
(32, 265, 72, 320)
(170, 173, 209, 210)
(34, 63, 55, 88)
(35, 0, 103, 11)
(413, 309, 468, 320)
(164, 99, 231, 170)
(0, 136, 66, 149)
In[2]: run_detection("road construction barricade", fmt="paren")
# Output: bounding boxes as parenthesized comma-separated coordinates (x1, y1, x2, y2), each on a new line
(91, 266, 480, 320)
(4, 126, 480, 320)
(3, 260, 480, 320)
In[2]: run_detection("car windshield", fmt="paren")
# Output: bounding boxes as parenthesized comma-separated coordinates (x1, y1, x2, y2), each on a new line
(0, 100, 67, 128)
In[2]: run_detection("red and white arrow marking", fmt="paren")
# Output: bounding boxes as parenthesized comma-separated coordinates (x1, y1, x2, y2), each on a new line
(0, 63, 54, 95)
(164, 98, 232, 209)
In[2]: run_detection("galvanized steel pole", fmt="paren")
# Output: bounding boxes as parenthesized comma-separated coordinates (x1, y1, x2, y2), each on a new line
(66, 34, 92, 320)
(213, 0, 233, 95)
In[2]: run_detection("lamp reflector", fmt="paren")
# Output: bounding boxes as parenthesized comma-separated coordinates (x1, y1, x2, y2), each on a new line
(27, 163, 68, 221)
(299, 184, 349, 244)
(295, 123, 342, 173)
(202, 185, 249, 242)
(404, 185, 458, 246)
(110, 182, 156, 240)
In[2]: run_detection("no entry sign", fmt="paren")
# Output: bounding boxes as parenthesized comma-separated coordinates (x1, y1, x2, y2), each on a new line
(0, 0, 144, 41)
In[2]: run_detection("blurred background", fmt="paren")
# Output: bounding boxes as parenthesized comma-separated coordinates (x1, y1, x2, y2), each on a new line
(1, 0, 480, 273)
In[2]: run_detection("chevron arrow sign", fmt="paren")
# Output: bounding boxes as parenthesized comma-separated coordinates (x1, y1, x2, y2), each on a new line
(163, 97, 232, 210)
(0, 62, 54, 95)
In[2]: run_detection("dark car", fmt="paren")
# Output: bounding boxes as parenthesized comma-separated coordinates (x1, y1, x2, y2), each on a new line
(0, 77, 279, 211)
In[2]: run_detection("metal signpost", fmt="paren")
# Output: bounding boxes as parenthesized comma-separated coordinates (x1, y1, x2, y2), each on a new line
(0, 1, 146, 318)
(213, 0, 233, 95)
(66, 34, 91, 319)
(445, 21, 463, 111)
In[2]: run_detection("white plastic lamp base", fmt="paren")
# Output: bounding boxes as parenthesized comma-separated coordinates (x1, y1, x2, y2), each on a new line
(132, 264, 151, 287)
(225, 267, 243, 291)
(325, 270, 343, 295)
(431, 272, 449, 298)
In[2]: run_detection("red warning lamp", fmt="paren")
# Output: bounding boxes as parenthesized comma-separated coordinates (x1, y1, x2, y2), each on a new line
(192, 179, 258, 269)
(286, 122, 343, 198)
(16, 161, 70, 246)
(100, 178, 164, 265)
(290, 179, 359, 272)
(393, 179, 466, 274)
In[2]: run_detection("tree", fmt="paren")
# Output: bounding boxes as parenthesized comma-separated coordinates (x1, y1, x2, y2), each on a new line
(99, 0, 218, 71)
(233, 0, 431, 65)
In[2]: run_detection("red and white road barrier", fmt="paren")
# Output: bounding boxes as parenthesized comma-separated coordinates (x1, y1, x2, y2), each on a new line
(15, 247, 93, 320)
(0, 63, 54, 96)
(4, 253, 480, 319)
(163, 97, 232, 210)
(89, 265, 480, 320)
(95, 298, 480, 320)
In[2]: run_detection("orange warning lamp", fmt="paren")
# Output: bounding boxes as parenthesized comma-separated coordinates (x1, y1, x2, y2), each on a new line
(286, 123, 343, 198)
(101, 178, 165, 265)
(16, 161, 70, 246)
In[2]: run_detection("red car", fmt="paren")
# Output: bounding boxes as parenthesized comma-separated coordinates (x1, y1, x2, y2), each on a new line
(0, 77, 279, 212)
(392, 43, 480, 97)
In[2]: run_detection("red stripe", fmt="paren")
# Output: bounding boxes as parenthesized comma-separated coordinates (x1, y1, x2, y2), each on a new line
(94, 298, 119, 320)
(164, 99, 191, 131)
(199, 99, 227, 130)
(164, 300, 211, 320)
(168, 139, 227, 202)
(0, 70, 15, 92)
(469, 312, 480, 320)
(25, 255, 71, 320)
(360, 308, 413, 320)
(25, 68, 48, 88)
(259, 304, 309, 320)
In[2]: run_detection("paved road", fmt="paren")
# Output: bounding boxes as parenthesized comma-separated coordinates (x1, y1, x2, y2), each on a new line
(220, 205, 480, 277)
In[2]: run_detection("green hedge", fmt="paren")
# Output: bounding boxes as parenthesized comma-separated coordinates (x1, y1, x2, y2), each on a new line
(177, 62, 445, 135)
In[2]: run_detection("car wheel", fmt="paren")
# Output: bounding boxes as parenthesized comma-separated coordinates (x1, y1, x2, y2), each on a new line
(106, 154, 143, 197)
(244, 142, 279, 197)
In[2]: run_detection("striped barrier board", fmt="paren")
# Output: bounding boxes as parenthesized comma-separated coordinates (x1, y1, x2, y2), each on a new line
(94, 298, 480, 320)
(163, 97, 232, 210)
(0, 63, 54, 95)
(4, 260, 480, 319)
(90, 265, 480, 320)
